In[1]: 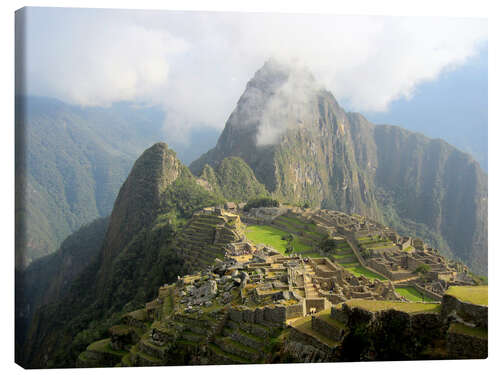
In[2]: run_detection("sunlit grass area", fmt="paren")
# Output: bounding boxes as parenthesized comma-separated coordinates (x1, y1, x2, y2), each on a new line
(343, 299, 440, 314)
(396, 286, 436, 302)
(245, 225, 311, 254)
(343, 264, 387, 280)
(446, 285, 488, 306)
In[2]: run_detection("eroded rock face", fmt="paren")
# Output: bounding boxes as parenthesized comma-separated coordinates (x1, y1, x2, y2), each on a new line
(190, 60, 488, 275)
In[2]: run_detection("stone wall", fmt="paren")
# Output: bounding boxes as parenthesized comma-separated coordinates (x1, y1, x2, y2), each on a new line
(228, 306, 286, 325)
(446, 328, 487, 359)
(286, 302, 305, 319)
(330, 306, 349, 325)
(311, 316, 345, 342)
(286, 325, 338, 361)
(441, 294, 488, 328)
(366, 258, 413, 281)
(305, 298, 326, 314)
(310, 258, 340, 278)
(412, 283, 442, 301)
(406, 255, 426, 272)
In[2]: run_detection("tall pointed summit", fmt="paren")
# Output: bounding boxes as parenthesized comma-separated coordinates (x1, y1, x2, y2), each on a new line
(190, 60, 487, 275)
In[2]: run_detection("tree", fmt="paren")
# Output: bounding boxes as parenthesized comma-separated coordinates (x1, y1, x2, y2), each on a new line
(414, 264, 430, 275)
(243, 196, 280, 211)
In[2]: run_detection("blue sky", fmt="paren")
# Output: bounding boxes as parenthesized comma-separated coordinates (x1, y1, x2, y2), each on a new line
(364, 43, 487, 170)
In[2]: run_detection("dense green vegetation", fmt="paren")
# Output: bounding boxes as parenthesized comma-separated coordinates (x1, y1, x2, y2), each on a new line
(243, 197, 279, 212)
(18, 143, 224, 369)
(16, 96, 220, 269)
(16, 217, 110, 365)
(206, 157, 268, 202)
(16, 97, 162, 268)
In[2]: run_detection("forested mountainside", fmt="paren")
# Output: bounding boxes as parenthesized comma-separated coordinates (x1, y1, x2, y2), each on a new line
(190, 60, 487, 275)
(198, 157, 269, 202)
(17, 143, 225, 368)
(15, 217, 109, 364)
(15, 96, 219, 268)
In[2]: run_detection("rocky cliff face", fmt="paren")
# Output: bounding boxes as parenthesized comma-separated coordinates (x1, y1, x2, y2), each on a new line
(190, 60, 487, 274)
(191, 60, 381, 218)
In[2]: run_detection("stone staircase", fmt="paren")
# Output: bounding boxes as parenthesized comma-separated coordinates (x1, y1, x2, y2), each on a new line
(304, 265, 319, 298)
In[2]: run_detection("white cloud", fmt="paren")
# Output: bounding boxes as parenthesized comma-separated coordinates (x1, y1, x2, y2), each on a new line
(23, 9, 189, 107)
(20, 8, 487, 138)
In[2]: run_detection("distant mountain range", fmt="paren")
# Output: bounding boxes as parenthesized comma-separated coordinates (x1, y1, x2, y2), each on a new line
(15, 96, 219, 268)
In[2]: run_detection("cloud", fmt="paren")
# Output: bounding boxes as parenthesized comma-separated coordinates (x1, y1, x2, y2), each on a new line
(19, 8, 487, 139)
(22, 8, 189, 107)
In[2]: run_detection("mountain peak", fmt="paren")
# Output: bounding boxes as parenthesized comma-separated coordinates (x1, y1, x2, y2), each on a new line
(248, 58, 316, 93)
(96, 142, 184, 288)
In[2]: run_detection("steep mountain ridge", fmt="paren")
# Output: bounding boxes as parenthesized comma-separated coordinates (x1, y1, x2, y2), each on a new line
(15, 96, 164, 268)
(190, 60, 487, 274)
(191, 60, 380, 217)
(96, 143, 183, 292)
(19, 142, 224, 368)
(198, 157, 269, 202)
(15, 96, 221, 268)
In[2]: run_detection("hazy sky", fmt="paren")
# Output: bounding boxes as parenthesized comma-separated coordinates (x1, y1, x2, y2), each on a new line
(17, 7, 487, 151)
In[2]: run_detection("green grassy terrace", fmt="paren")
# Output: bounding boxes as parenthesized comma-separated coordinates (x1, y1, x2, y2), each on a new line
(342, 263, 387, 280)
(343, 299, 440, 314)
(396, 286, 436, 302)
(446, 285, 488, 306)
(245, 225, 317, 256)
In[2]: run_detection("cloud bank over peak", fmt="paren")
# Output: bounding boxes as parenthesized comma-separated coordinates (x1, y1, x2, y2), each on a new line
(18, 8, 487, 139)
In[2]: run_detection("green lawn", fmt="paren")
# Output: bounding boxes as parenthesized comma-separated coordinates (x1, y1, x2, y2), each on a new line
(332, 253, 356, 259)
(344, 299, 440, 314)
(396, 286, 436, 302)
(344, 264, 387, 280)
(446, 285, 488, 306)
(245, 225, 311, 254)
